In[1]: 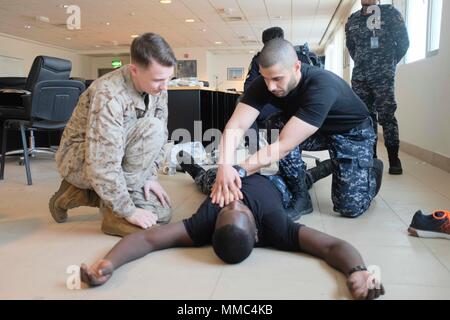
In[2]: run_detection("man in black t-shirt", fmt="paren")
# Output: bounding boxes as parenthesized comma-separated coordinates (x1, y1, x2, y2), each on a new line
(210, 38, 384, 218)
(80, 174, 385, 300)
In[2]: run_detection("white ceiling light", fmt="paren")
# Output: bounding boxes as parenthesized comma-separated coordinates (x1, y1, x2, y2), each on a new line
(215, 41, 222, 45)
(36, 16, 50, 23)
(185, 19, 195, 23)
(105, 22, 111, 26)
(24, 25, 31, 29)
(160, 0, 172, 4)
(131, 34, 139, 38)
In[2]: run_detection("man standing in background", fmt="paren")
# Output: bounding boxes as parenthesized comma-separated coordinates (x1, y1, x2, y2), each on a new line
(346, 0, 409, 174)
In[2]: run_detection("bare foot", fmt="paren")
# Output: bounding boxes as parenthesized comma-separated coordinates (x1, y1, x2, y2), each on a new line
(80, 259, 114, 287)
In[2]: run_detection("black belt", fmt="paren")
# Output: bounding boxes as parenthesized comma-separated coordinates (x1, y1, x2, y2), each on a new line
(354, 118, 372, 130)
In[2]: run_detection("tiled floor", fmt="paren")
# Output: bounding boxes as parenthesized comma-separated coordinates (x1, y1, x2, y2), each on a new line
(1, 145, 450, 300)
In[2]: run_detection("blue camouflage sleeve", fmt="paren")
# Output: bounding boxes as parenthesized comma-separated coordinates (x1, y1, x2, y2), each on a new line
(345, 16, 356, 60)
(391, 7, 410, 63)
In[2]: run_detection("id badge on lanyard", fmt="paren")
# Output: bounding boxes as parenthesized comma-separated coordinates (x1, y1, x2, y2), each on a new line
(371, 30, 379, 49)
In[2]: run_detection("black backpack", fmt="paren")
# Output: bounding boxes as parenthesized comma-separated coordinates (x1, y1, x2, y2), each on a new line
(295, 43, 324, 69)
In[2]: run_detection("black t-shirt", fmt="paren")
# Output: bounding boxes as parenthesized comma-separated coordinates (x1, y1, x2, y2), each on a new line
(183, 174, 303, 252)
(240, 64, 370, 134)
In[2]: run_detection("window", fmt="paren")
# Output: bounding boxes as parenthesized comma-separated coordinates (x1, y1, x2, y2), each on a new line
(325, 25, 345, 78)
(428, 0, 443, 53)
(405, 0, 428, 63)
(405, 0, 443, 63)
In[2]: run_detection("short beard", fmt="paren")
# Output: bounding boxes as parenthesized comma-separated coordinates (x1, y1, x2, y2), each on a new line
(285, 71, 299, 94)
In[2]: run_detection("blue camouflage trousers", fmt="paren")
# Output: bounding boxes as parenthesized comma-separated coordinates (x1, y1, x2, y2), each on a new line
(352, 78, 400, 149)
(280, 119, 378, 218)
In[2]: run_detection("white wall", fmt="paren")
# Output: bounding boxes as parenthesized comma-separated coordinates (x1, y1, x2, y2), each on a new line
(0, 33, 91, 78)
(173, 47, 253, 92)
(208, 52, 253, 92)
(396, 0, 450, 158)
(90, 56, 130, 79)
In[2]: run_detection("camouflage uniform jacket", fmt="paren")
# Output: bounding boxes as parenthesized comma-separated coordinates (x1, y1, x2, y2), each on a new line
(346, 4, 409, 81)
(56, 66, 168, 217)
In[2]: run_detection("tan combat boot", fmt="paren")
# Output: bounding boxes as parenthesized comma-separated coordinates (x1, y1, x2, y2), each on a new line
(49, 180, 100, 223)
(101, 207, 144, 237)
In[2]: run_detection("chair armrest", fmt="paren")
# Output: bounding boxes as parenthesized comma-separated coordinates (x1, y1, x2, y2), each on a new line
(0, 77, 27, 90)
(0, 88, 31, 95)
(0, 90, 30, 107)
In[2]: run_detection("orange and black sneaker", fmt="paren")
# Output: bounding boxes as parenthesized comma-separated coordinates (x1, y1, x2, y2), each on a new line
(408, 210, 450, 240)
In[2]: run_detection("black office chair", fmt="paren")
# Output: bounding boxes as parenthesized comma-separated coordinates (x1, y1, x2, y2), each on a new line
(0, 56, 85, 185)
(0, 56, 72, 119)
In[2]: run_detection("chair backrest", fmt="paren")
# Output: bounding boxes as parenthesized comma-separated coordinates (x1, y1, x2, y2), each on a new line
(31, 80, 85, 122)
(25, 56, 72, 92)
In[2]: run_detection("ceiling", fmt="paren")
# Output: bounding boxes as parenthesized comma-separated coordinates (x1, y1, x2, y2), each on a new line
(0, 0, 341, 55)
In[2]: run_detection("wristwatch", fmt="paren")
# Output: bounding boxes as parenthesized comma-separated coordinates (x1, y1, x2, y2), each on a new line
(233, 165, 248, 178)
(348, 265, 368, 276)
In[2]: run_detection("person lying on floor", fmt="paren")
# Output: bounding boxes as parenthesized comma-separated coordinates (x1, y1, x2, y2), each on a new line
(80, 165, 385, 300)
(177, 150, 334, 221)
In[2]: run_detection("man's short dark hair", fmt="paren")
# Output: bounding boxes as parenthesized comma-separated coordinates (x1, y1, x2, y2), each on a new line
(259, 38, 298, 69)
(212, 224, 255, 264)
(130, 33, 177, 68)
(262, 27, 284, 44)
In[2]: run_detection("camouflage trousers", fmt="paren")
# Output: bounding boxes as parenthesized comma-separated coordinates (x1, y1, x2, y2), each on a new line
(62, 117, 171, 223)
(352, 78, 400, 149)
(282, 119, 378, 218)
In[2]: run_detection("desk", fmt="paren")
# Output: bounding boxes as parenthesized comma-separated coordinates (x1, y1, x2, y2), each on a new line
(1, 87, 241, 151)
(167, 87, 240, 145)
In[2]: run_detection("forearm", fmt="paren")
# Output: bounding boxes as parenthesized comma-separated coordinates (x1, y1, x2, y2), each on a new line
(242, 141, 289, 175)
(241, 117, 317, 174)
(104, 223, 193, 271)
(150, 114, 169, 179)
(149, 143, 167, 180)
(104, 231, 154, 270)
(323, 240, 365, 276)
(218, 126, 246, 166)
